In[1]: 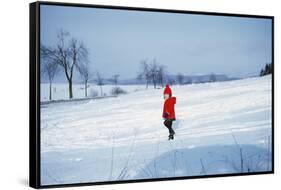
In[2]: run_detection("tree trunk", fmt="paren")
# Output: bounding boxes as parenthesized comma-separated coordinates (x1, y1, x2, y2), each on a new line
(146, 80, 148, 89)
(85, 82, 87, 97)
(49, 82, 52, 101)
(100, 85, 103, 96)
(68, 79, 73, 99)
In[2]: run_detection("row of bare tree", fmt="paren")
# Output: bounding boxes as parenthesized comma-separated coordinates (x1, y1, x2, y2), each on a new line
(137, 62, 217, 87)
(41, 30, 217, 101)
(41, 30, 125, 101)
(41, 30, 90, 100)
(136, 59, 191, 88)
(137, 59, 166, 89)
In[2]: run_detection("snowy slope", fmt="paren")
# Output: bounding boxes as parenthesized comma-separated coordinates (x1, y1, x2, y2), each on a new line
(40, 75, 272, 185)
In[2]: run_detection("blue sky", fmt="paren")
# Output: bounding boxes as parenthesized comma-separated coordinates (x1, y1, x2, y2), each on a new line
(40, 5, 272, 79)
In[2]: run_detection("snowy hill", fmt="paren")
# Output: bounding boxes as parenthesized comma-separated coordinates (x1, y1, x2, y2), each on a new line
(41, 75, 272, 185)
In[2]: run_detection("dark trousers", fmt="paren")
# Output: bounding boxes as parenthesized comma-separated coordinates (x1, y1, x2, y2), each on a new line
(164, 119, 175, 135)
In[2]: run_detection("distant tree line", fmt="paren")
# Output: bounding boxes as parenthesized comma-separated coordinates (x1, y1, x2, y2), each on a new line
(136, 60, 220, 89)
(137, 59, 166, 89)
(260, 63, 272, 76)
(41, 29, 225, 101)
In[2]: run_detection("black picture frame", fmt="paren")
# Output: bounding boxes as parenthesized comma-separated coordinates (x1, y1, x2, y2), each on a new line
(29, 1, 274, 189)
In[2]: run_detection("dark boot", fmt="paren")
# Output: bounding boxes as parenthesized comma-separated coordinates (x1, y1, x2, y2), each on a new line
(168, 126, 175, 135)
(168, 134, 174, 140)
(164, 119, 175, 140)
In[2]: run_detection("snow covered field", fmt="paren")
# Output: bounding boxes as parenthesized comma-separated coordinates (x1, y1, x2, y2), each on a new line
(40, 75, 272, 185)
(40, 83, 145, 102)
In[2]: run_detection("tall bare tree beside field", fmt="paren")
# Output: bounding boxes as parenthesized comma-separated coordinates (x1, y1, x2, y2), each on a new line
(77, 60, 91, 98)
(95, 71, 104, 96)
(40, 57, 59, 101)
(157, 65, 166, 88)
(150, 59, 159, 89)
(40, 30, 89, 99)
(137, 59, 151, 89)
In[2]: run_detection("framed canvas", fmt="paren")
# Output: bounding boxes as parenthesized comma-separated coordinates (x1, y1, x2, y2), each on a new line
(29, 1, 274, 188)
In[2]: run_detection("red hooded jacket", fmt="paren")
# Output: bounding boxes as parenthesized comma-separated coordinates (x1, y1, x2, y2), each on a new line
(163, 97, 176, 120)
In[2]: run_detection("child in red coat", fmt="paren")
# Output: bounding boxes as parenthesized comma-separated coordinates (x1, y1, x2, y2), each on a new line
(162, 84, 176, 140)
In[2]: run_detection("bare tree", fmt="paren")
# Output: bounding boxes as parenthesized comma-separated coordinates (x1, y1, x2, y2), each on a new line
(109, 74, 120, 86)
(210, 73, 216, 82)
(40, 30, 89, 99)
(150, 59, 159, 89)
(137, 59, 167, 89)
(41, 58, 59, 101)
(137, 59, 151, 89)
(156, 65, 166, 88)
(68, 38, 88, 98)
(77, 60, 91, 98)
(177, 73, 184, 85)
(95, 71, 104, 96)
